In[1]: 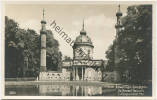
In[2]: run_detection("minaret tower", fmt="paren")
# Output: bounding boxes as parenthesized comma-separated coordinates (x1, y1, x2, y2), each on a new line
(114, 5, 123, 82)
(115, 5, 123, 35)
(40, 9, 47, 72)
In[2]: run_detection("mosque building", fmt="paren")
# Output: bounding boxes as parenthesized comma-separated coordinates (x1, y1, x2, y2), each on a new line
(62, 21, 104, 81)
(39, 5, 122, 81)
(39, 19, 104, 81)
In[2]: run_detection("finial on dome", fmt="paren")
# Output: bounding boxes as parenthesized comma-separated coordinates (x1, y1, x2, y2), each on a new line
(83, 19, 84, 30)
(118, 5, 120, 12)
(80, 19, 86, 35)
(43, 9, 45, 20)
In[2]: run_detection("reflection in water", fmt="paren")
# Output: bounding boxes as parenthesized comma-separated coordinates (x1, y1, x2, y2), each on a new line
(5, 84, 151, 96)
(39, 85, 70, 96)
(39, 85, 103, 96)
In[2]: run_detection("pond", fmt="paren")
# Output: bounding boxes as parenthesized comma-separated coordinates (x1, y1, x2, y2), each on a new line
(5, 82, 152, 96)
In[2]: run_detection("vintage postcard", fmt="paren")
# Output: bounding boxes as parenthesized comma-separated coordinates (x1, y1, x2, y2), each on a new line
(0, 0, 156, 100)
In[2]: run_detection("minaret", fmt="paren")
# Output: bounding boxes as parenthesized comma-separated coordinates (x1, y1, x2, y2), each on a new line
(40, 9, 47, 72)
(114, 5, 123, 82)
(115, 5, 123, 35)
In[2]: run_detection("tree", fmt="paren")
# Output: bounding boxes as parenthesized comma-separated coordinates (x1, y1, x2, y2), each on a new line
(105, 44, 115, 71)
(105, 5, 152, 84)
(63, 55, 72, 61)
(5, 16, 62, 78)
(5, 16, 19, 78)
(46, 30, 62, 71)
(5, 16, 41, 78)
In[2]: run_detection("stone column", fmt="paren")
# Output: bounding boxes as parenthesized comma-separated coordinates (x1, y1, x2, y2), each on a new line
(75, 67, 76, 80)
(40, 33, 46, 71)
(74, 67, 76, 81)
(82, 67, 84, 80)
(73, 67, 75, 81)
(39, 10, 47, 81)
(76, 67, 79, 80)
(76, 86, 78, 96)
(40, 14, 47, 72)
(72, 85, 75, 96)
(82, 86, 84, 96)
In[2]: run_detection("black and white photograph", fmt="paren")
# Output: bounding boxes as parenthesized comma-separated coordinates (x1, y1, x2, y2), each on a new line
(1, 0, 156, 99)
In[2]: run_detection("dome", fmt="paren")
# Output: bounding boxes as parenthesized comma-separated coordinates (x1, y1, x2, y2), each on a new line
(73, 20, 94, 48)
(73, 32, 94, 48)
(116, 11, 122, 17)
(75, 35, 92, 43)
(116, 5, 123, 17)
(80, 29, 86, 35)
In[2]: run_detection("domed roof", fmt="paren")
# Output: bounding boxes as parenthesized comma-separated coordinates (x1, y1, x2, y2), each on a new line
(73, 34, 94, 48)
(75, 35, 92, 43)
(116, 5, 123, 17)
(73, 21, 94, 48)
(80, 28, 86, 35)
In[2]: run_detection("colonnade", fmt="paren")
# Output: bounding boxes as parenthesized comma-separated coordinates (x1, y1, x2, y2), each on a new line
(73, 67, 85, 81)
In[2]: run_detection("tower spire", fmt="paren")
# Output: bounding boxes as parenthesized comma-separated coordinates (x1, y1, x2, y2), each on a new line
(116, 4, 122, 17)
(118, 4, 121, 12)
(41, 8, 46, 30)
(115, 4, 123, 30)
(83, 19, 84, 30)
(43, 9, 45, 20)
(80, 19, 86, 35)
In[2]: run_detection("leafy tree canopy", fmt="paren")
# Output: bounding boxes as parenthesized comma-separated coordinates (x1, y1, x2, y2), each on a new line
(5, 16, 62, 78)
(105, 5, 152, 84)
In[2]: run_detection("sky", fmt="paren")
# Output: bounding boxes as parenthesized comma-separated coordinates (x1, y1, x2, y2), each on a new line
(5, 3, 130, 60)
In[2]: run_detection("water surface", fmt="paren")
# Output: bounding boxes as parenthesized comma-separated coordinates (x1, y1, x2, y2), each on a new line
(5, 83, 152, 96)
